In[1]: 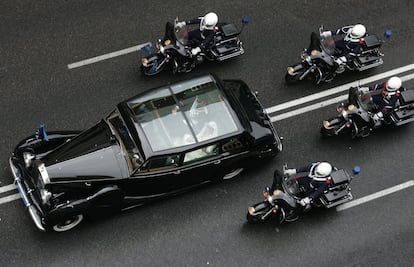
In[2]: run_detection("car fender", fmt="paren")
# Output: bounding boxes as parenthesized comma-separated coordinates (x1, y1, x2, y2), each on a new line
(47, 185, 124, 224)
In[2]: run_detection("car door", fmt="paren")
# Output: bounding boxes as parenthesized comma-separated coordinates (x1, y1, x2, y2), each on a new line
(121, 145, 222, 198)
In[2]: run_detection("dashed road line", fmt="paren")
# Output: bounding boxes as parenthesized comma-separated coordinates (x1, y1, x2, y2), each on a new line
(336, 180, 414, 211)
(265, 63, 414, 115)
(67, 42, 151, 69)
(268, 71, 414, 122)
(0, 193, 21, 205)
(0, 183, 16, 194)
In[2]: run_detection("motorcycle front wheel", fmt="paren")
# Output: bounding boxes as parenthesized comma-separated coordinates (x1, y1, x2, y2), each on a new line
(285, 72, 299, 84)
(140, 63, 165, 76)
(246, 212, 261, 223)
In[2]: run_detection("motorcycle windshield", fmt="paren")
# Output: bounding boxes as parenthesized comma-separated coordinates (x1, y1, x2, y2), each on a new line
(174, 22, 189, 45)
(309, 32, 335, 56)
(320, 36, 336, 56)
(282, 177, 302, 198)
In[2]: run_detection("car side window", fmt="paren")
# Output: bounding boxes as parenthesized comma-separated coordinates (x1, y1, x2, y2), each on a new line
(138, 155, 180, 172)
(183, 144, 219, 165)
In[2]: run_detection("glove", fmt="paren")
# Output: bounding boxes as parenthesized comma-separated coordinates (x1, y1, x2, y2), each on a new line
(191, 47, 201, 56)
(299, 197, 311, 206)
(176, 21, 186, 28)
(320, 31, 332, 38)
(372, 111, 384, 121)
(358, 87, 370, 94)
(334, 56, 347, 65)
(284, 168, 297, 176)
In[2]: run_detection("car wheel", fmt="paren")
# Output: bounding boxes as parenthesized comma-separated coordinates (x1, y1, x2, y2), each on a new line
(222, 168, 244, 180)
(52, 214, 84, 232)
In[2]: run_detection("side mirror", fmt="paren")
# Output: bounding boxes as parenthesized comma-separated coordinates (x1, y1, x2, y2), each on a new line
(242, 16, 250, 25)
(352, 166, 361, 175)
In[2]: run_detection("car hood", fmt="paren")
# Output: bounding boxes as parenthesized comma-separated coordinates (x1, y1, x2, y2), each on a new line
(41, 121, 129, 182)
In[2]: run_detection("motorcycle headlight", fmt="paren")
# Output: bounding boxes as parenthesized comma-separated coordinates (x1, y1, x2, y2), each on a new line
(305, 55, 311, 63)
(267, 195, 274, 204)
(141, 58, 148, 66)
(348, 104, 355, 111)
(287, 66, 294, 75)
(341, 110, 348, 119)
(159, 45, 165, 54)
(248, 207, 255, 214)
(23, 152, 35, 168)
(323, 120, 330, 128)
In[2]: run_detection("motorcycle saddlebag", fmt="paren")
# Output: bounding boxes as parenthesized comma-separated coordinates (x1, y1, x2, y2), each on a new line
(363, 35, 381, 49)
(221, 24, 241, 37)
(330, 169, 351, 185)
(400, 90, 414, 104)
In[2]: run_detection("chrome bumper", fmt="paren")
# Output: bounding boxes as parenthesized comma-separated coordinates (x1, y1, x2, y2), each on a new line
(9, 157, 46, 231)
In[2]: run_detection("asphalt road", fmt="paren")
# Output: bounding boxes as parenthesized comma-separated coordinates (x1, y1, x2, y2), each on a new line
(0, 0, 413, 266)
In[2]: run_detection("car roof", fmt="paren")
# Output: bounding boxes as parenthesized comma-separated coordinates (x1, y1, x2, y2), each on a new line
(118, 74, 244, 158)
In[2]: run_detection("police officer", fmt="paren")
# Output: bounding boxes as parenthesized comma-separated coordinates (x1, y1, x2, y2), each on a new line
(285, 162, 334, 208)
(321, 24, 367, 69)
(362, 76, 403, 127)
(176, 12, 219, 56)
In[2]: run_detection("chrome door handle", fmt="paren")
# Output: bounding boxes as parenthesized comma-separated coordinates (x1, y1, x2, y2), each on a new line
(214, 160, 221, 165)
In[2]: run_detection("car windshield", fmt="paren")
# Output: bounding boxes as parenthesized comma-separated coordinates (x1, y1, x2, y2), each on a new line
(126, 76, 240, 152)
(106, 110, 143, 172)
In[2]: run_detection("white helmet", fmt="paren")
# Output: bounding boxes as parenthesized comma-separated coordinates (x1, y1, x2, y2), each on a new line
(350, 24, 366, 39)
(386, 77, 402, 92)
(314, 162, 332, 177)
(200, 12, 218, 31)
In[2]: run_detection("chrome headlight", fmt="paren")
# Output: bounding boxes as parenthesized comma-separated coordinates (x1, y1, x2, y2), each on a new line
(23, 152, 35, 168)
(305, 55, 311, 63)
(248, 206, 255, 214)
(38, 163, 50, 185)
(40, 189, 52, 204)
(159, 45, 165, 54)
(267, 195, 274, 204)
(341, 110, 348, 119)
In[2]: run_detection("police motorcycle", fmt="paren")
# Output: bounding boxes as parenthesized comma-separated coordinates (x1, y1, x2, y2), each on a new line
(246, 164, 359, 224)
(321, 86, 414, 138)
(285, 26, 384, 84)
(140, 16, 249, 76)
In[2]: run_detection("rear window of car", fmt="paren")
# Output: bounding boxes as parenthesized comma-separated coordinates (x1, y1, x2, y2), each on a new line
(127, 76, 240, 152)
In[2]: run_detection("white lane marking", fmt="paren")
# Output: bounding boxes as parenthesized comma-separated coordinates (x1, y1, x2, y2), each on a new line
(0, 184, 17, 194)
(266, 63, 414, 114)
(0, 193, 21, 205)
(270, 94, 347, 122)
(67, 42, 152, 69)
(336, 180, 414, 212)
(269, 71, 414, 122)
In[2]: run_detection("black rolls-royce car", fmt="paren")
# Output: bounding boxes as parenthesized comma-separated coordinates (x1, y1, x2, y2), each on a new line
(10, 74, 283, 232)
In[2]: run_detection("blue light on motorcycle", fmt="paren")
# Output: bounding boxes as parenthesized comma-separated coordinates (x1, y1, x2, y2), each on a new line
(384, 29, 392, 38)
(352, 166, 361, 175)
(242, 16, 250, 25)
